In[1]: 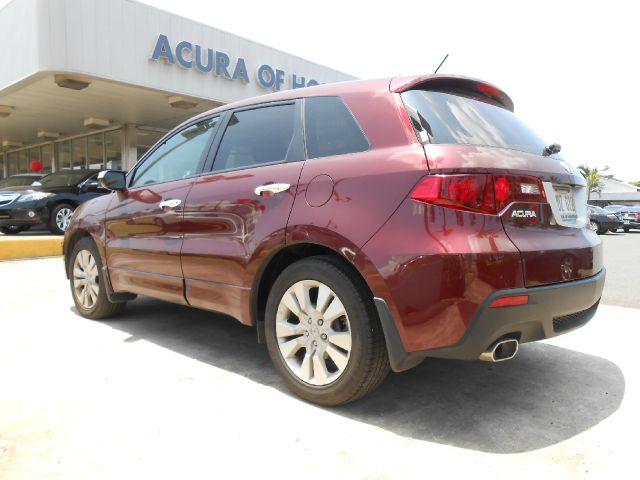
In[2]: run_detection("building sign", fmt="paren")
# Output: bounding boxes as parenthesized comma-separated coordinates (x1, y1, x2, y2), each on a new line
(150, 34, 319, 91)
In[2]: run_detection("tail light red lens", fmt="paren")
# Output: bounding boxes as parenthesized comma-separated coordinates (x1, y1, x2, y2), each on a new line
(411, 174, 547, 214)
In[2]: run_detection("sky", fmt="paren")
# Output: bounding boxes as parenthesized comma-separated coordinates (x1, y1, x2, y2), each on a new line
(1, 0, 638, 182)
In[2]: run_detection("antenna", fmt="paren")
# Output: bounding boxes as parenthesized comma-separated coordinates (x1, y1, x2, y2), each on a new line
(434, 54, 449, 74)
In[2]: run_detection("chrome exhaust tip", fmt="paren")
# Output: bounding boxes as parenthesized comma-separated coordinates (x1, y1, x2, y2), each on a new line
(479, 338, 519, 362)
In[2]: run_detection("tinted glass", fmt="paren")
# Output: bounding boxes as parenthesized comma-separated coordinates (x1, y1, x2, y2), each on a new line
(37, 171, 92, 187)
(213, 104, 299, 171)
(0, 175, 41, 188)
(305, 96, 369, 159)
(402, 90, 551, 156)
(132, 117, 218, 187)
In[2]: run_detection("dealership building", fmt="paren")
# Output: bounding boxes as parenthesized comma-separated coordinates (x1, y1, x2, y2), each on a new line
(0, 0, 355, 179)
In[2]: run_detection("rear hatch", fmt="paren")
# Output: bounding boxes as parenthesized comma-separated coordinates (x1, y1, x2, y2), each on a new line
(395, 76, 602, 286)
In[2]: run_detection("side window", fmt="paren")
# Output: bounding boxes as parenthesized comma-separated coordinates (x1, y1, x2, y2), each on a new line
(131, 117, 219, 187)
(213, 103, 299, 172)
(304, 96, 369, 159)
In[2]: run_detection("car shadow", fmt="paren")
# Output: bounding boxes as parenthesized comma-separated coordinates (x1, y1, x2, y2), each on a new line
(93, 297, 625, 454)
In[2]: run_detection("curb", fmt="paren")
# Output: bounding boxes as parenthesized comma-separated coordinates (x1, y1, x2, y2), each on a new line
(0, 236, 63, 260)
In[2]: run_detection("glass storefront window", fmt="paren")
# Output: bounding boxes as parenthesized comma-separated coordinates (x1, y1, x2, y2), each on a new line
(137, 129, 165, 160)
(88, 134, 104, 170)
(0, 154, 4, 179)
(29, 147, 40, 173)
(71, 138, 87, 169)
(7, 153, 17, 176)
(41, 144, 53, 174)
(18, 150, 29, 173)
(57, 141, 71, 170)
(105, 130, 122, 170)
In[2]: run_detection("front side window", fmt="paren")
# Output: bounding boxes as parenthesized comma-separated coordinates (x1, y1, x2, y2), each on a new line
(131, 117, 219, 187)
(304, 96, 369, 159)
(213, 103, 300, 172)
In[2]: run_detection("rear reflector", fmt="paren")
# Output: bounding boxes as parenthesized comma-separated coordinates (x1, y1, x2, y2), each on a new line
(411, 174, 547, 214)
(489, 295, 529, 308)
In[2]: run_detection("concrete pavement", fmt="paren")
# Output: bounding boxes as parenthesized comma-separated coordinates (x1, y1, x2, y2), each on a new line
(0, 257, 638, 479)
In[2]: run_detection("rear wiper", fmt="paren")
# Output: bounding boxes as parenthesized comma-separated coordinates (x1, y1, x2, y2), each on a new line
(542, 143, 561, 156)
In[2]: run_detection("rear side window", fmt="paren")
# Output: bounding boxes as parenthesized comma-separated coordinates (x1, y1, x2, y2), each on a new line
(304, 96, 369, 159)
(213, 103, 301, 172)
(402, 90, 550, 157)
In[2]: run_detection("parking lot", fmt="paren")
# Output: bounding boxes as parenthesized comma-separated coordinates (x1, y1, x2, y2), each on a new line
(0, 233, 638, 479)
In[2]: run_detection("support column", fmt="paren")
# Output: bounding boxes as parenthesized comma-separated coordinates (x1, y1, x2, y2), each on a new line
(121, 124, 138, 171)
(1, 152, 6, 178)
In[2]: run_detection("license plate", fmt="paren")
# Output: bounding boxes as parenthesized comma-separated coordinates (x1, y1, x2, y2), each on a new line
(553, 187, 577, 222)
(624, 220, 630, 225)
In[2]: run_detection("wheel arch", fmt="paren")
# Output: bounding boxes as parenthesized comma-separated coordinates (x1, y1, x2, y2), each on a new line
(251, 242, 375, 335)
(63, 228, 103, 278)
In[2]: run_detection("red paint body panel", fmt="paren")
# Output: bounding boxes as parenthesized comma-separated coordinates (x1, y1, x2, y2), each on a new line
(104, 178, 194, 305)
(180, 162, 304, 323)
(359, 200, 524, 352)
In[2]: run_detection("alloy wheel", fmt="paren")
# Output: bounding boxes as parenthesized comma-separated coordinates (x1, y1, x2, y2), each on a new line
(72, 249, 100, 309)
(56, 207, 74, 232)
(275, 279, 352, 386)
(589, 220, 598, 232)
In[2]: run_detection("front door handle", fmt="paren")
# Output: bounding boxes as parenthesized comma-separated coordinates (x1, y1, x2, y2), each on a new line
(159, 198, 182, 211)
(254, 183, 291, 197)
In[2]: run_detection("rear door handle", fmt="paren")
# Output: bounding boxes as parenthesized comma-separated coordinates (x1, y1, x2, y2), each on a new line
(254, 183, 291, 197)
(159, 198, 182, 211)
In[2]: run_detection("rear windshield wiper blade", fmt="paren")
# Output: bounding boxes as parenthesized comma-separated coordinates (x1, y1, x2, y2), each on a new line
(542, 143, 561, 156)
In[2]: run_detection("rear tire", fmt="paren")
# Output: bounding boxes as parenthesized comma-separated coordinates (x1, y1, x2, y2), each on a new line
(623, 226, 630, 233)
(609, 227, 618, 233)
(50, 203, 75, 235)
(69, 237, 126, 319)
(0, 226, 29, 235)
(265, 256, 389, 406)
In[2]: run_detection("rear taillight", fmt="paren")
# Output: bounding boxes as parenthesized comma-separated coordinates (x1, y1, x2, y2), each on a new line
(635, 213, 640, 220)
(607, 214, 618, 220)
(411, 174, 547, 214)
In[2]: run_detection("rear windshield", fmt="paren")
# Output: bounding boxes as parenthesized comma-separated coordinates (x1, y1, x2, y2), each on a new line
(401, 90, 552, 157)
(0, 176, 39, 188)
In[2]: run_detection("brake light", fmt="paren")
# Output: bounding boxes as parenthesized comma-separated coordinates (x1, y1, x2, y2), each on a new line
(411, 174, 547, 214)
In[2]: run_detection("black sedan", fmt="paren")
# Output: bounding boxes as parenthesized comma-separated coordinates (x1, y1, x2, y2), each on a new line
(587, 205, 623, 234)
(621, 206, 640, 232)
(0, 170, 110, 235)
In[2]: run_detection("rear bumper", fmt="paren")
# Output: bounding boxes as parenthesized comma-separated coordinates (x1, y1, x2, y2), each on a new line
(376, 268, 605, 372)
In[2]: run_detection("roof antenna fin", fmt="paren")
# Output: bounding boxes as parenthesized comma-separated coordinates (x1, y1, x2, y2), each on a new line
(434, 54, 449, 74)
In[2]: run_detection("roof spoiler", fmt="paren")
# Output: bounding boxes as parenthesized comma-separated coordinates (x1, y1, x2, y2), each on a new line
(390, 74, 514, 112)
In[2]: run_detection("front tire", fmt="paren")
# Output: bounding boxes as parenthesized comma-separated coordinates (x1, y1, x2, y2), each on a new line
(50, 203, 75, 235)
(265, 256, 389, 406)
(0, 226, 29, 235)
(69, 237, 126, 319)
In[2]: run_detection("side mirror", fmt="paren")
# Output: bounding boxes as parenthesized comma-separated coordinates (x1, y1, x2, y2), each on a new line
(98, 170, 127, 192)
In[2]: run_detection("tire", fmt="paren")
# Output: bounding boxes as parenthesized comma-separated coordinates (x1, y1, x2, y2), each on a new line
(588, 220, 599, 233)
(0, 225, 29, 235)
(69, 237, 127, 319)
(265, 256, 389, 406)
(623, 227, 630, 233)
(609, 228, 618, 233)
(49, 203, 75, 235)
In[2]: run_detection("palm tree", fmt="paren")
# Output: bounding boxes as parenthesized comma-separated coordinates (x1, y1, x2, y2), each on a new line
(577, 164, 609, 200)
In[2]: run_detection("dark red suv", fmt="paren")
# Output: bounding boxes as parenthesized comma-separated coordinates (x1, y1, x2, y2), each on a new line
(63, 74, 605, 406)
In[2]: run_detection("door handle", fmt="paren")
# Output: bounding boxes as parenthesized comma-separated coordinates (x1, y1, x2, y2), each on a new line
(254, 183, 291, 197)
(159, 198, 182, 211)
